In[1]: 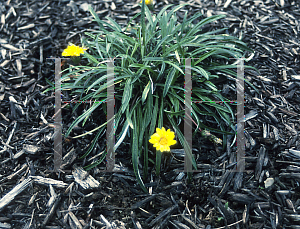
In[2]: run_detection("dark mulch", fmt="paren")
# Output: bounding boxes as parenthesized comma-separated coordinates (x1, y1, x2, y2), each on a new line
(0, 0, 300, 228)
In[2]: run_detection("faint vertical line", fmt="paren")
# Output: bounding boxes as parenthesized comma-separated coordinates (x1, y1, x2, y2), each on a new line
(236, 58, 245, 172)
(106, 59, 115, 171)
(54, 58, 62, 172)
(184, 58, 192, 172)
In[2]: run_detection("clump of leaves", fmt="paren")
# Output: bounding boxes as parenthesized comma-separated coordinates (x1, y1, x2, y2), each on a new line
(59, 1, 256, 192)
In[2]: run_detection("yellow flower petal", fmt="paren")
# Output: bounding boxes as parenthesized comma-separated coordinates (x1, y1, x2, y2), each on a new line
(156, 127, 162, 135)
(149, 138, 157, 144)
(170, 140, 177, 145)
(151, 133, 160, 139)
(168, 132, 175, 139)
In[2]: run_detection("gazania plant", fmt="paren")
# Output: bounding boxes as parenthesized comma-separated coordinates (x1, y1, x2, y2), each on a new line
(57, 1, 256, 192)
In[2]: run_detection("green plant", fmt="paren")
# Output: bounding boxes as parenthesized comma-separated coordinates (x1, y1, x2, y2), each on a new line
(225, 201, 229, 209)
(217, 217, 224, 221)
(57, 1, 256, 192)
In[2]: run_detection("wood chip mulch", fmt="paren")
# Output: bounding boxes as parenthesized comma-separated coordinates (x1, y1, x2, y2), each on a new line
(0, 0, 300, 228)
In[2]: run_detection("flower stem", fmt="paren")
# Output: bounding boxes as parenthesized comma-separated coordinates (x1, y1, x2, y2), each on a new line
(156, 150, 162, 176)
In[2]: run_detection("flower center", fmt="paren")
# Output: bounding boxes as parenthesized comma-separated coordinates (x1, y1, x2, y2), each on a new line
(159, 137, 168, 145)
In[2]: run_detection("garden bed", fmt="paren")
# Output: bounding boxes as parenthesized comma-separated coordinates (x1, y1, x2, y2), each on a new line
(0, 0, 299, 228)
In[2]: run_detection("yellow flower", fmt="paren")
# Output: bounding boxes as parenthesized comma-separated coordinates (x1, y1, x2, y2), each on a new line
(62, 44, 87, 57)
(149, 127, 177, 152)
(140, 0, 153, 5)
(214, 138, 222, 145)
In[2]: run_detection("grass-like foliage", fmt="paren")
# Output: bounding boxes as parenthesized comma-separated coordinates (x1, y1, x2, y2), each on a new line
(59, 1, 256, 192)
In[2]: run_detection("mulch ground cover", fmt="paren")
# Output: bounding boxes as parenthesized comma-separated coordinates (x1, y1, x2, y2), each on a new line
(0, 0, 300, 228)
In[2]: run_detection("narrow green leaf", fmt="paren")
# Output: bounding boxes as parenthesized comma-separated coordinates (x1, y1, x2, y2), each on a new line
(149, 35, 172, 57)
(159, 11, 167, 39)
(187, 15, 226, 37)
(45, 78, 54, 87)
(145, 92, 153, 127)
(65, 101, 102, 137)
(142, 81, 151, 103)
(175, 50, 181, 63)
(84, 150, 107, 170)
(114, 121, 129, 151)
(144, 4, 154, 28)
(95, 35, 104, 59)
(149, 96, 159, 135)
(207, 64, 257, 71)
(137, 105, 144, 149)
(79, 126, 106, 159)
(203, 81, 218, 91)
(163, 67, 176, 97)
(205, 101, 232, 113)
(92, 74, 130, 96)
(180, 11, 188, 37)
(131, 42, 139, 57)
(129, 63, 155, 73)
(244, 77, 259, 94)
(83, 51, 100, 65)
(213, 93, 235, 120)
(164, 109, 185, 115)
(142, 57, 164, 61)
(156, 62, 165, 81)
(164, 61, 184, 75)
(184, 12, 202, 27)
(121, 78, 132, 113)
(105, 17, 122, 32)
(158, 97, 164, 129)
(88, 5, 108, 33)
(217, 109, 235, 131)
(167, 115, 197, 170)
(191, 66, 209, 80)
(143, 131, 149, 180)
(156, 4, 173, 19)
(132, 110, 148, 193)
(124, 12, 141, 33)
(165, 4, 187, 22)
(193, 50, 217, 65)
(126, 105, 134, 129)
(106, 39, 111, 55)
